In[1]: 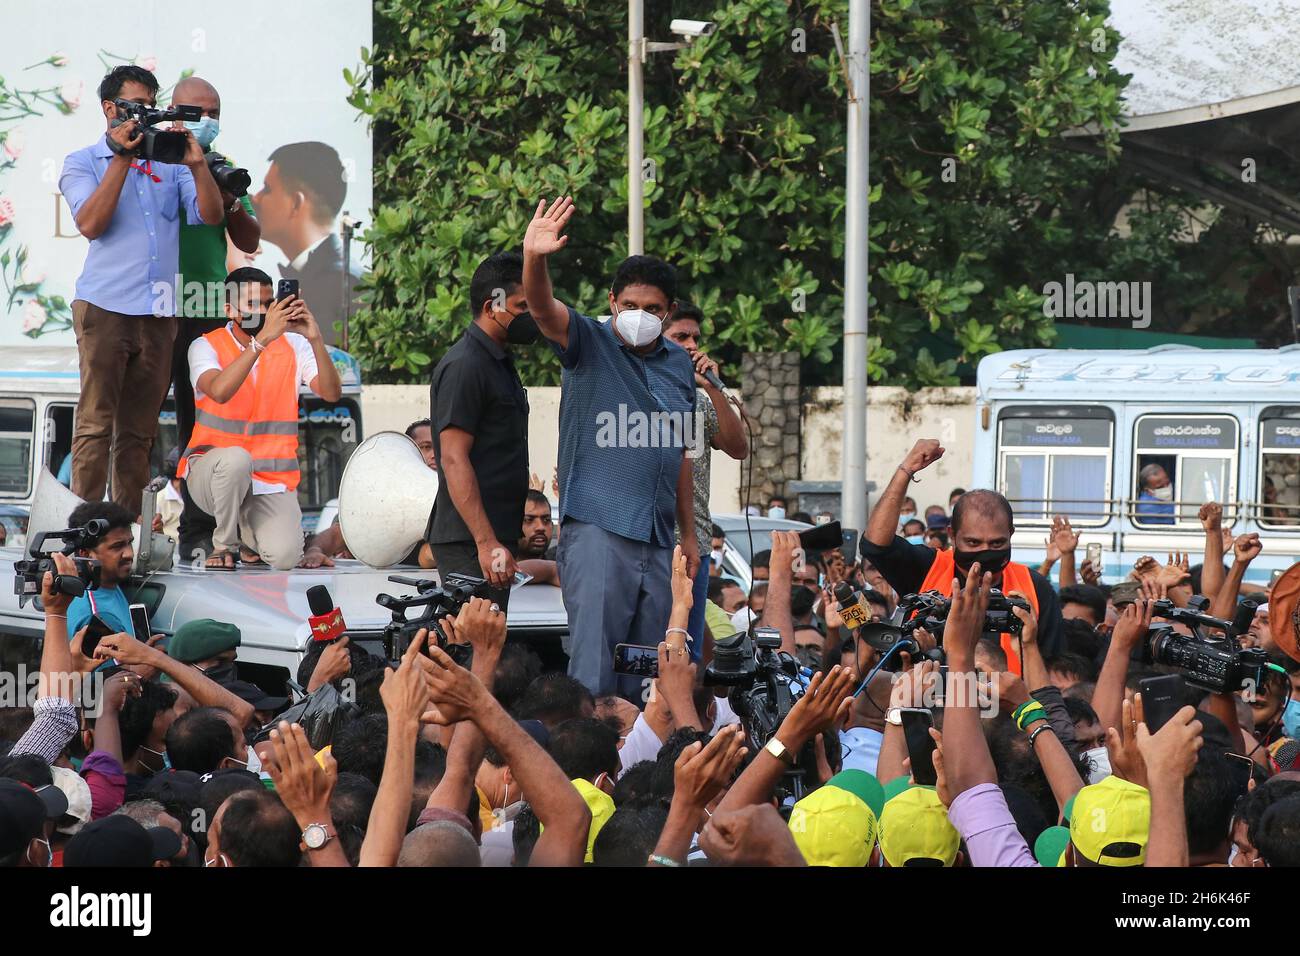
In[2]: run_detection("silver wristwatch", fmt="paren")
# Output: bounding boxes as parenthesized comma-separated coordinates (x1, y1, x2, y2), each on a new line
(886, 707, 904, 726)
(301, 823, 333, 850)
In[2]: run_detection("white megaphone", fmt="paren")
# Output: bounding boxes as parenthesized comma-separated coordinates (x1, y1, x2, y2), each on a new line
(25, 467, 173, 572)
(338, 431, 439, 567)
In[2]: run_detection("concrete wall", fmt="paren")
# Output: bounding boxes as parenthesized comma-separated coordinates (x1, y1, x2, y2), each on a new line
(801, 386, 979, 512)
(362, 384, 977, 518)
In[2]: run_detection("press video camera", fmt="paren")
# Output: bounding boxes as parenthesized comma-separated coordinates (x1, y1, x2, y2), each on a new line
(1140, 596, 1266, 695)
(204, 151, 251, 197)
(705, 625, 830, 801)
(375, 572, 490, 670)
(14, 521, 105, 608)
(110, 99, 202, 163)
(846, 585, 1030, 662)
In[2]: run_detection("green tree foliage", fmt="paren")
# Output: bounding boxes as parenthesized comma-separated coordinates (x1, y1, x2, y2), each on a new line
(347, 0, 1131, 386)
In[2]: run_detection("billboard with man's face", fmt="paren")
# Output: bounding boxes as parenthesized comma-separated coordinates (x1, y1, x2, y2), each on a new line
(0, 0, 371, 348)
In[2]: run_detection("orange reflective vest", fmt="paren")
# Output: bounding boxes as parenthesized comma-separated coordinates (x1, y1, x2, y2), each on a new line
(918, 550, 1038, 676)
(178, 326, 301, 491)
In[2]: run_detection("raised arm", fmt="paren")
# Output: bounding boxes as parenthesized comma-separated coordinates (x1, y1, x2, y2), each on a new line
(1091, 599, 1153, 739)
(1049, 516, 1079, 588)
(866, 439, 943, 548)
(998, 672, 1083, 813)
(1209, 534, 1262, 622)
(94, 631, 255, 729)
(63, 126, 139, 240)
(423, 646, 590, 867)
(650, 726, 747, 866)
(521, 196, 575, 349)
(424, 599, 506, 816)
(675, 455, 700, 579)
(267, 721, 349, 867)
(939, 563, 1000, 796)
(766, 530, 800, 656)
(1199, 502, 1225, 601)
(360, 633, 435, 867)
(1136, 705, 1203, 868)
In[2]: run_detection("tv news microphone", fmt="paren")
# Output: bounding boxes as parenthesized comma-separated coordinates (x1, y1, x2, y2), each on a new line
(702, 367, 726, 391)
(833, 582, 871, 630)
(307, 584, 346, 642)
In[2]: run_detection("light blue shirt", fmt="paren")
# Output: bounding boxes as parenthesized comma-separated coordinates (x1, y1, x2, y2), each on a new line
(59, 135, 205, 315)
(67, 585, 135, 643)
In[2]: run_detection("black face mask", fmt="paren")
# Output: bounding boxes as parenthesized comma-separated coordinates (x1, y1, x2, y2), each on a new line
(953, 546, 1011, 575)
(237, 310, 267, 336)
(199, 661, 238, 686)
(503, 310, 539, 345)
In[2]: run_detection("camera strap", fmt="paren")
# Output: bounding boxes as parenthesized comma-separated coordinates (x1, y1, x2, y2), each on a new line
(129, 159, 160, 183)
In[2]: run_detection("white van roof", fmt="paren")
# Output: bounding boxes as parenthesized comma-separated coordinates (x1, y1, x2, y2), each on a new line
(978, 347, 1300, 404)
(0, 344, 364, 395)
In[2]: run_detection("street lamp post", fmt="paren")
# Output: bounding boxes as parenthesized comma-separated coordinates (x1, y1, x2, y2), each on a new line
(841, 0, 870, 535)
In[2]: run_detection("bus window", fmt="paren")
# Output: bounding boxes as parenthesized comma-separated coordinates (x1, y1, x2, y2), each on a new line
(996, 409, 1113, 524)
(0, 399, 36, 498)
(1132, 415, 1238, 527)
(1258, 412, 1300, 527)
(297, 398, 361, 517)
(43, 404, 75, 483)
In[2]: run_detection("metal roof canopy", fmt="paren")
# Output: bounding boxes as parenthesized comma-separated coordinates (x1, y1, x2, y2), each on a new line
(1063, 0, 1300, 234)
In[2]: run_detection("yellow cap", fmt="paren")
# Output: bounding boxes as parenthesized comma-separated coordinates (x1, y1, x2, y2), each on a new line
(788, 773, 882, 867)
(1069, 775, 1150, 866)
(878, 785, 960, 867)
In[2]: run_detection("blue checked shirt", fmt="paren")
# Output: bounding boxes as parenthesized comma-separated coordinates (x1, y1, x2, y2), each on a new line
(59, 135, 205, 316)
(552, 307, 698, 546)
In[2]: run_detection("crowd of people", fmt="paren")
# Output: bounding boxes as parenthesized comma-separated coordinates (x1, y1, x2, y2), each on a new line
(7, 65, 1300, 873)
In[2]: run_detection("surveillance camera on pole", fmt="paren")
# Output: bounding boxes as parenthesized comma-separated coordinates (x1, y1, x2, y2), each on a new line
(669, 19, 716, 38)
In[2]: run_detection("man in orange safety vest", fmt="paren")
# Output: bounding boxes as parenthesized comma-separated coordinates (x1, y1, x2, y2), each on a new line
(857, 439, 1066, 673)
(178, 267, 341, 570)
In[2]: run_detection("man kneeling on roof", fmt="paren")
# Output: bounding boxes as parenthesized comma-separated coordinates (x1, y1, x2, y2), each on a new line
(178, 267, 341, 570)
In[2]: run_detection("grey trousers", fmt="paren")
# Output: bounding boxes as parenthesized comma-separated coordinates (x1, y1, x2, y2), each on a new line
(557, 518, 673, 699)
(186, 447, 304, 570)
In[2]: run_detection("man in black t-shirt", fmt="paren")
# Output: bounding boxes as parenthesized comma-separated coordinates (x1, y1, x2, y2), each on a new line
(428, 252, 538, 611)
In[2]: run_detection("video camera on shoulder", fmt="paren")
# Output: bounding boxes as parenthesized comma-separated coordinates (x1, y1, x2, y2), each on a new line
(1140, 596, 1266, 695)
(13, 520, 105, 608)
(110, 99, 202, 163)
(853, 588, 1029, 662)
(375, 572, 489, 670)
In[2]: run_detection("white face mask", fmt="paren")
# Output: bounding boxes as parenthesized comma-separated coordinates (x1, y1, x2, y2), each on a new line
(710, 548, 724, 566)
(898, 512, 916, 528)
(1149, 485, 1173, 501)
(768, 507, 786, 520)
(1084, 746, 1112, 784)
(613, 307, 662, 348)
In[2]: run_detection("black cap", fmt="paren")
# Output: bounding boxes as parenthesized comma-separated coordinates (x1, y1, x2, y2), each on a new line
(0, 780, 47, 856)
(32, 783, 69, 821)
(63, 815, 181, 867)
(226, 680, 289, 714)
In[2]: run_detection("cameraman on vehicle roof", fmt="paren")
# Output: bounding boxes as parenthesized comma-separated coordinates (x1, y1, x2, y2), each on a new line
(858, 439, 1065, 669)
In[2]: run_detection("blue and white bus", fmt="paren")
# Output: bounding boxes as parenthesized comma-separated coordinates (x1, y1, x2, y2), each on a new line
(972, 346, 1300, 585)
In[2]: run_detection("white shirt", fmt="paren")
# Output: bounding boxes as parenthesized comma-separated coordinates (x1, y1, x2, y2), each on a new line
(187, 323, 318, 495)
(839, 726, 883, 777)
(288, 234, 330, 271)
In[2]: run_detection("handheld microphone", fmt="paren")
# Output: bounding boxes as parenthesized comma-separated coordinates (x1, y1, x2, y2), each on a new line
(702, 367, 726, 391)
(307, 584, 346, 642)
(833, 582, 870, 630)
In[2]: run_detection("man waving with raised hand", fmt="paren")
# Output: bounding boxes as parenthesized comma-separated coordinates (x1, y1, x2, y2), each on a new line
(522, 196, 700, 697)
